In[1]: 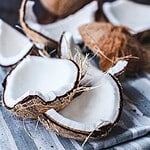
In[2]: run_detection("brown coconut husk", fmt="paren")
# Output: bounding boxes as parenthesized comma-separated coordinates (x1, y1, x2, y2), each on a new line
(38, 113, 111, 141)
(79, 22, 150, 74)
(5, 92, 76, 119)
(40, 0, 93, 21)
(20, 0, 58, 48)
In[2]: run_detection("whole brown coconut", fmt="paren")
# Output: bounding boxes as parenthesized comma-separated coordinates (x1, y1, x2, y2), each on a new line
(79, 22, 150, 74)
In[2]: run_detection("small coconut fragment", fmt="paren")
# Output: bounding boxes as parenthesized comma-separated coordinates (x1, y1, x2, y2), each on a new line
(58, 32, 81, 59)
(20, 0, 97, 48)
(0, 19, 33, 67)
(40, 0, 92, 19)
(107, 60, 128, 77)
(3, 56, 81, 118)
(39, 62, 123, 141)
(102, 0, 150, 34)
(79, 22, 148, 74)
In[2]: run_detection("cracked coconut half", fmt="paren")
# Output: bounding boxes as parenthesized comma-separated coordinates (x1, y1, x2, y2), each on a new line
(0, 19, 33, 67)
(3, 55, 82, 118)
(20, 0, 97, 48)
(38, 32, 123, 141)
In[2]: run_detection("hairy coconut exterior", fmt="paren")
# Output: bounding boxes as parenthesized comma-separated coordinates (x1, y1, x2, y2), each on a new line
(40, 0, 92, 20)
(79, 22, 144, 74)
(3, 80, 80, 119)
(39, 75, 123, 141)
(4, 92, 75, 119)
(20, 0, 58, 48)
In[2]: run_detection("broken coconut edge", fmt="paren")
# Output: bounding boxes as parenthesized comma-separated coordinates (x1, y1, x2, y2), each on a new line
(2, 55, 83, 118)
(0, 19, 34, 67)
(20, 0, 58, 48)
(38, 74, 123, 141)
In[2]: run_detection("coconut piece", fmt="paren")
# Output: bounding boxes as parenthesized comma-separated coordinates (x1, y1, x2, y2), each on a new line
(102, 0, 150, 34)
(20, 0, 97, 48)
(107, 60, 128, 77)
(59, 31, 128, 78)
(0, 19, 33, 67)
(3, 55, 82, 118)
(40, 0, 92, 19)
(20, 0, 58, 49)
(58, 32, 80, 59)
(39, 32, 123, 141)
(79, 22, 148, 74)
(39, 62, 123, 141)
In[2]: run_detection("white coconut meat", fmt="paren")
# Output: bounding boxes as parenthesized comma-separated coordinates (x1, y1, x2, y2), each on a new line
(103, 0, 150, 33)
(0, 19, 33, 66)
(45, 63, 122, 132)
(21, 0, 97, 47)
(4, 56, 79, 108)
(107, 60, 128, 76)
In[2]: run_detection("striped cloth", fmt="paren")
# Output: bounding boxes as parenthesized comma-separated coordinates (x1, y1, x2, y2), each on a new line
(0, 68, 150, 150)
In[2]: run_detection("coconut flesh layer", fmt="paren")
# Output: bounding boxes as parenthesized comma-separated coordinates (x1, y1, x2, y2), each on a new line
(4, 56, 78, 108)
(103, 0, 150, 33)
(0, 19, 33, 66)
(107, 60, 128, 76)
(24, 0, 97, 43)
(45, 64, 121, 132)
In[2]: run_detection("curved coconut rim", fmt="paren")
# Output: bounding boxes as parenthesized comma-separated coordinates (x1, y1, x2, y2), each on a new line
(102, 0, 150, 34)
(0, 19, 34, 67)
(40, 113, 114, 141)
(107, 60, 128, 77)
(57, 32, 67, 58)
(0, 46, 34, 68)
(80, 44, 128, 77)
(20, 0, 58, 47)
(3, 56, 80, 110)
(41, 74, 123, 135)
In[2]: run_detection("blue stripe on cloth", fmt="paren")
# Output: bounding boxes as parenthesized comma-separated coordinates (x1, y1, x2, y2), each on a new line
(77, 141, 94, 150)
(23, 119, 65, 150)
(122, 82, 150, 117)
(57, 136, 77, 150)
(0, 111, 18, 150)
(112, 133, 150, 150)
(0, 105, 38, 150)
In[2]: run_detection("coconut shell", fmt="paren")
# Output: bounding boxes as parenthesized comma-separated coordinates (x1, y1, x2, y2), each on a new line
(0, 45, 40, 69)
(5, 93, 75, 119)
(3, 56, 84, 119)
(40, 0, 93, 20)
(79, 22, 145, 74)
(38, 113, 112, 141)
(20, 0, 58, 48)
(3, 76, 81, 119)
(38, 75, 123, 141)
